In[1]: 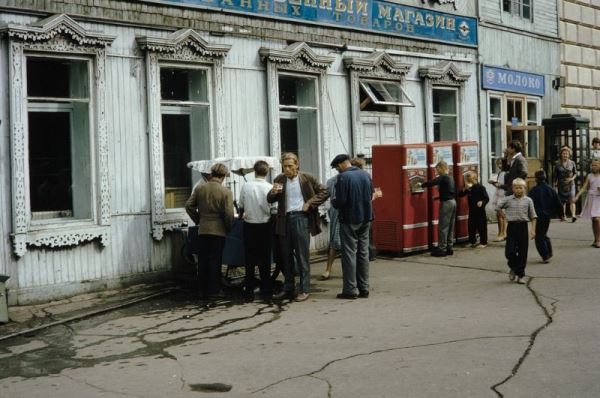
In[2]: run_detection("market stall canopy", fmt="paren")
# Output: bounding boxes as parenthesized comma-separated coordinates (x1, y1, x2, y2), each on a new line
(187, 156, 281, 177)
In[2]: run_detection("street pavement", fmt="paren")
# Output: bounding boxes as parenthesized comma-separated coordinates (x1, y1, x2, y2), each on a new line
(0, 220, 599, 397)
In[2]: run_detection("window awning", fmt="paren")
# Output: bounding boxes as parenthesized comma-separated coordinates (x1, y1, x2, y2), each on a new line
(360, 80, 415, 107)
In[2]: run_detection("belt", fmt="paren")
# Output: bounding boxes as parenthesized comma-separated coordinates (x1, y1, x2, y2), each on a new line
(286, 211, 306, 216)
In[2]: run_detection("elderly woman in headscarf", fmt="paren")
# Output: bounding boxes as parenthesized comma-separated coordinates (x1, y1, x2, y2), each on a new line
(186, 163, 234, 298)
(554, 146, 578, 222)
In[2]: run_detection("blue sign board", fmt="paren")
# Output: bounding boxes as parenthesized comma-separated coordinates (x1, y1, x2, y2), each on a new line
(482, 65, 545, 97)
(149, 0, 478, 47)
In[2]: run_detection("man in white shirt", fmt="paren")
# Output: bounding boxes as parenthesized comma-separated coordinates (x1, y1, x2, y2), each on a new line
(238, 160, 274, 302)
(267, 153, 329, 302)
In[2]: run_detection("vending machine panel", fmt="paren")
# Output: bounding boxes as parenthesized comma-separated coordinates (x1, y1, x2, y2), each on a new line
(372, 144, 429, 253)
(427, 142, 455, 248)
(453, 141, 479, 243)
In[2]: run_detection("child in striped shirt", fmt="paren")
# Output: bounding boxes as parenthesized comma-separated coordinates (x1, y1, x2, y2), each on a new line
(495, 178, 537, 284)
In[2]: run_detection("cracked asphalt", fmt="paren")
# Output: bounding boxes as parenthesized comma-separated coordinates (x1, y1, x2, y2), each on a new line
(0, 221, 599, 397)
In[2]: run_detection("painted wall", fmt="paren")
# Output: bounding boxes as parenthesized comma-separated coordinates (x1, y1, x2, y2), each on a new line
(0, 0, 484, 304)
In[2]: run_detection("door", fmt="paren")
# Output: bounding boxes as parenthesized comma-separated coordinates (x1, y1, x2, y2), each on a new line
(360, 114, 400, 157)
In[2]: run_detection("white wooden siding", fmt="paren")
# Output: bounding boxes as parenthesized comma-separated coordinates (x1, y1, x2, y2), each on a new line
(0, 5, 552, 304)
(480, 0, 559, 38)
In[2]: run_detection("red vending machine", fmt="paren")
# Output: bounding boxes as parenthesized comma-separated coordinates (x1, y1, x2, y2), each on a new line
(427, 142, 455, 248)
(453, 141, 479, 243)
(372, 144, 429, 254)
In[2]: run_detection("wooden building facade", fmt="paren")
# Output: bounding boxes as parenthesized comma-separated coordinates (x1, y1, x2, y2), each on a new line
(0, 0, 558, 304)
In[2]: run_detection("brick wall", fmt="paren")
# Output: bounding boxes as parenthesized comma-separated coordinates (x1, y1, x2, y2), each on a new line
(560, 0, 600, 139)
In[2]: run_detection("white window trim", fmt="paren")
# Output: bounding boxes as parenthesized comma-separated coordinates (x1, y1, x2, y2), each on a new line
(160, 65, 213, 215)
(432, 86, 459, 130)
(419, 62, 471, 143)
(487, 92, 504, 173)
(260, 43, 334, 181)
(6, 14, 115, 257)
(136, 29, 231, 240)
(343, 51, 412, 156)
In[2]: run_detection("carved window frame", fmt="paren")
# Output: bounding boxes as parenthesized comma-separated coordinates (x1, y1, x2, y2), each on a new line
(259, 42, 334, 181)
(3, 14, 115, 257)
(344, 52, 412, 156)
(419, 62, 471, 143)
(136, 30, 231, 240)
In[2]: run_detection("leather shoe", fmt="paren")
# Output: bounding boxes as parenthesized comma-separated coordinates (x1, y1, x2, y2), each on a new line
(295, 292, 310, 302)
(358, 290, 369, 298)
(336, 293, 358, 299)
(431, 250, 446, 257)
(508, 270, 516, 281)
(446, 248, 454, 256)
(273, 290, 295, 300)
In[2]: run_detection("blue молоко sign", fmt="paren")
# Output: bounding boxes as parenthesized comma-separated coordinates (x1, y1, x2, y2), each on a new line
(482, 65, 545, 97)
(150, 0, 478, 47)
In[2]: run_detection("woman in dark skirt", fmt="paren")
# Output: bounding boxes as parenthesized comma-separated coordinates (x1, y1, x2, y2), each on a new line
(554, 146, 577, 222)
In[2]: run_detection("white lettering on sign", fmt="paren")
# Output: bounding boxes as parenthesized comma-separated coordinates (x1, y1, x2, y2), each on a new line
(495, 71, 541, 89)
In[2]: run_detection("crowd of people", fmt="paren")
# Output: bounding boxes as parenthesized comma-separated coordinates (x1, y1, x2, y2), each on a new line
(184, 138, 600, 300)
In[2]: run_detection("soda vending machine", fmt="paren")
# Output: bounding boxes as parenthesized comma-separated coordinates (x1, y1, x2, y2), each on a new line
(453, 141, 479, 243)
(372, 144, 429, 254)
(427, 142, 455, 248)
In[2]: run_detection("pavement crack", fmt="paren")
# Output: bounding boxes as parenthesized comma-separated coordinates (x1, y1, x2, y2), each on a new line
(490, 277, 558, 397)
(307, 374, 332, 397)
(251, 334, 528, 395)
(63, 374, 144, 397)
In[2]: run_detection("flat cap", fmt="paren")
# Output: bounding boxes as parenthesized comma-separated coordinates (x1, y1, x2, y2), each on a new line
(330, 154, 350, 168)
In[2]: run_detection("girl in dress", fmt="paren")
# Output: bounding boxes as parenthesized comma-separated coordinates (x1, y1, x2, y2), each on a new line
(574, 159, 600, 248)
(490, 156, 509, 241)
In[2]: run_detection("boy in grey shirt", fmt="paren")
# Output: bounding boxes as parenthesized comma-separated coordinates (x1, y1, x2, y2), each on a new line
(496, 178, 537, 284)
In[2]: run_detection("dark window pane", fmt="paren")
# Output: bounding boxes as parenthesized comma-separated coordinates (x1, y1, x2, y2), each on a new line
(490, 97, 501, 118)
(161, 69, 190, 101)
(29, 112, 72, 212)
(279, 118, 298, 154)
(279, 77, 297, 106)
(515, 101, 522, 123)
(503, 0, 511, 12)
(162, 114, 191, 187)
(27, 58, 70, 98)
(507, 100, 515, 122)
(523, 4, 530, 19)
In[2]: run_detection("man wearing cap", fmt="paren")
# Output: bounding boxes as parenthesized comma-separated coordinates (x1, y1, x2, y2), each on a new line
(267, 153, 329, 302)
(331, 154, 374, 299)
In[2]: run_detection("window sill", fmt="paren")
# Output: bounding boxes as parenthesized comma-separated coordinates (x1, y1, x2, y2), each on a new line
(11, 224, 110, 257)
(152, 210, 189, 240)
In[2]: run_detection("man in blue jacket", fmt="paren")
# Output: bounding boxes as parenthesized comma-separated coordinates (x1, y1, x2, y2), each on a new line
(528, 169, 564, 263)
(331, 154, 374, 299)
